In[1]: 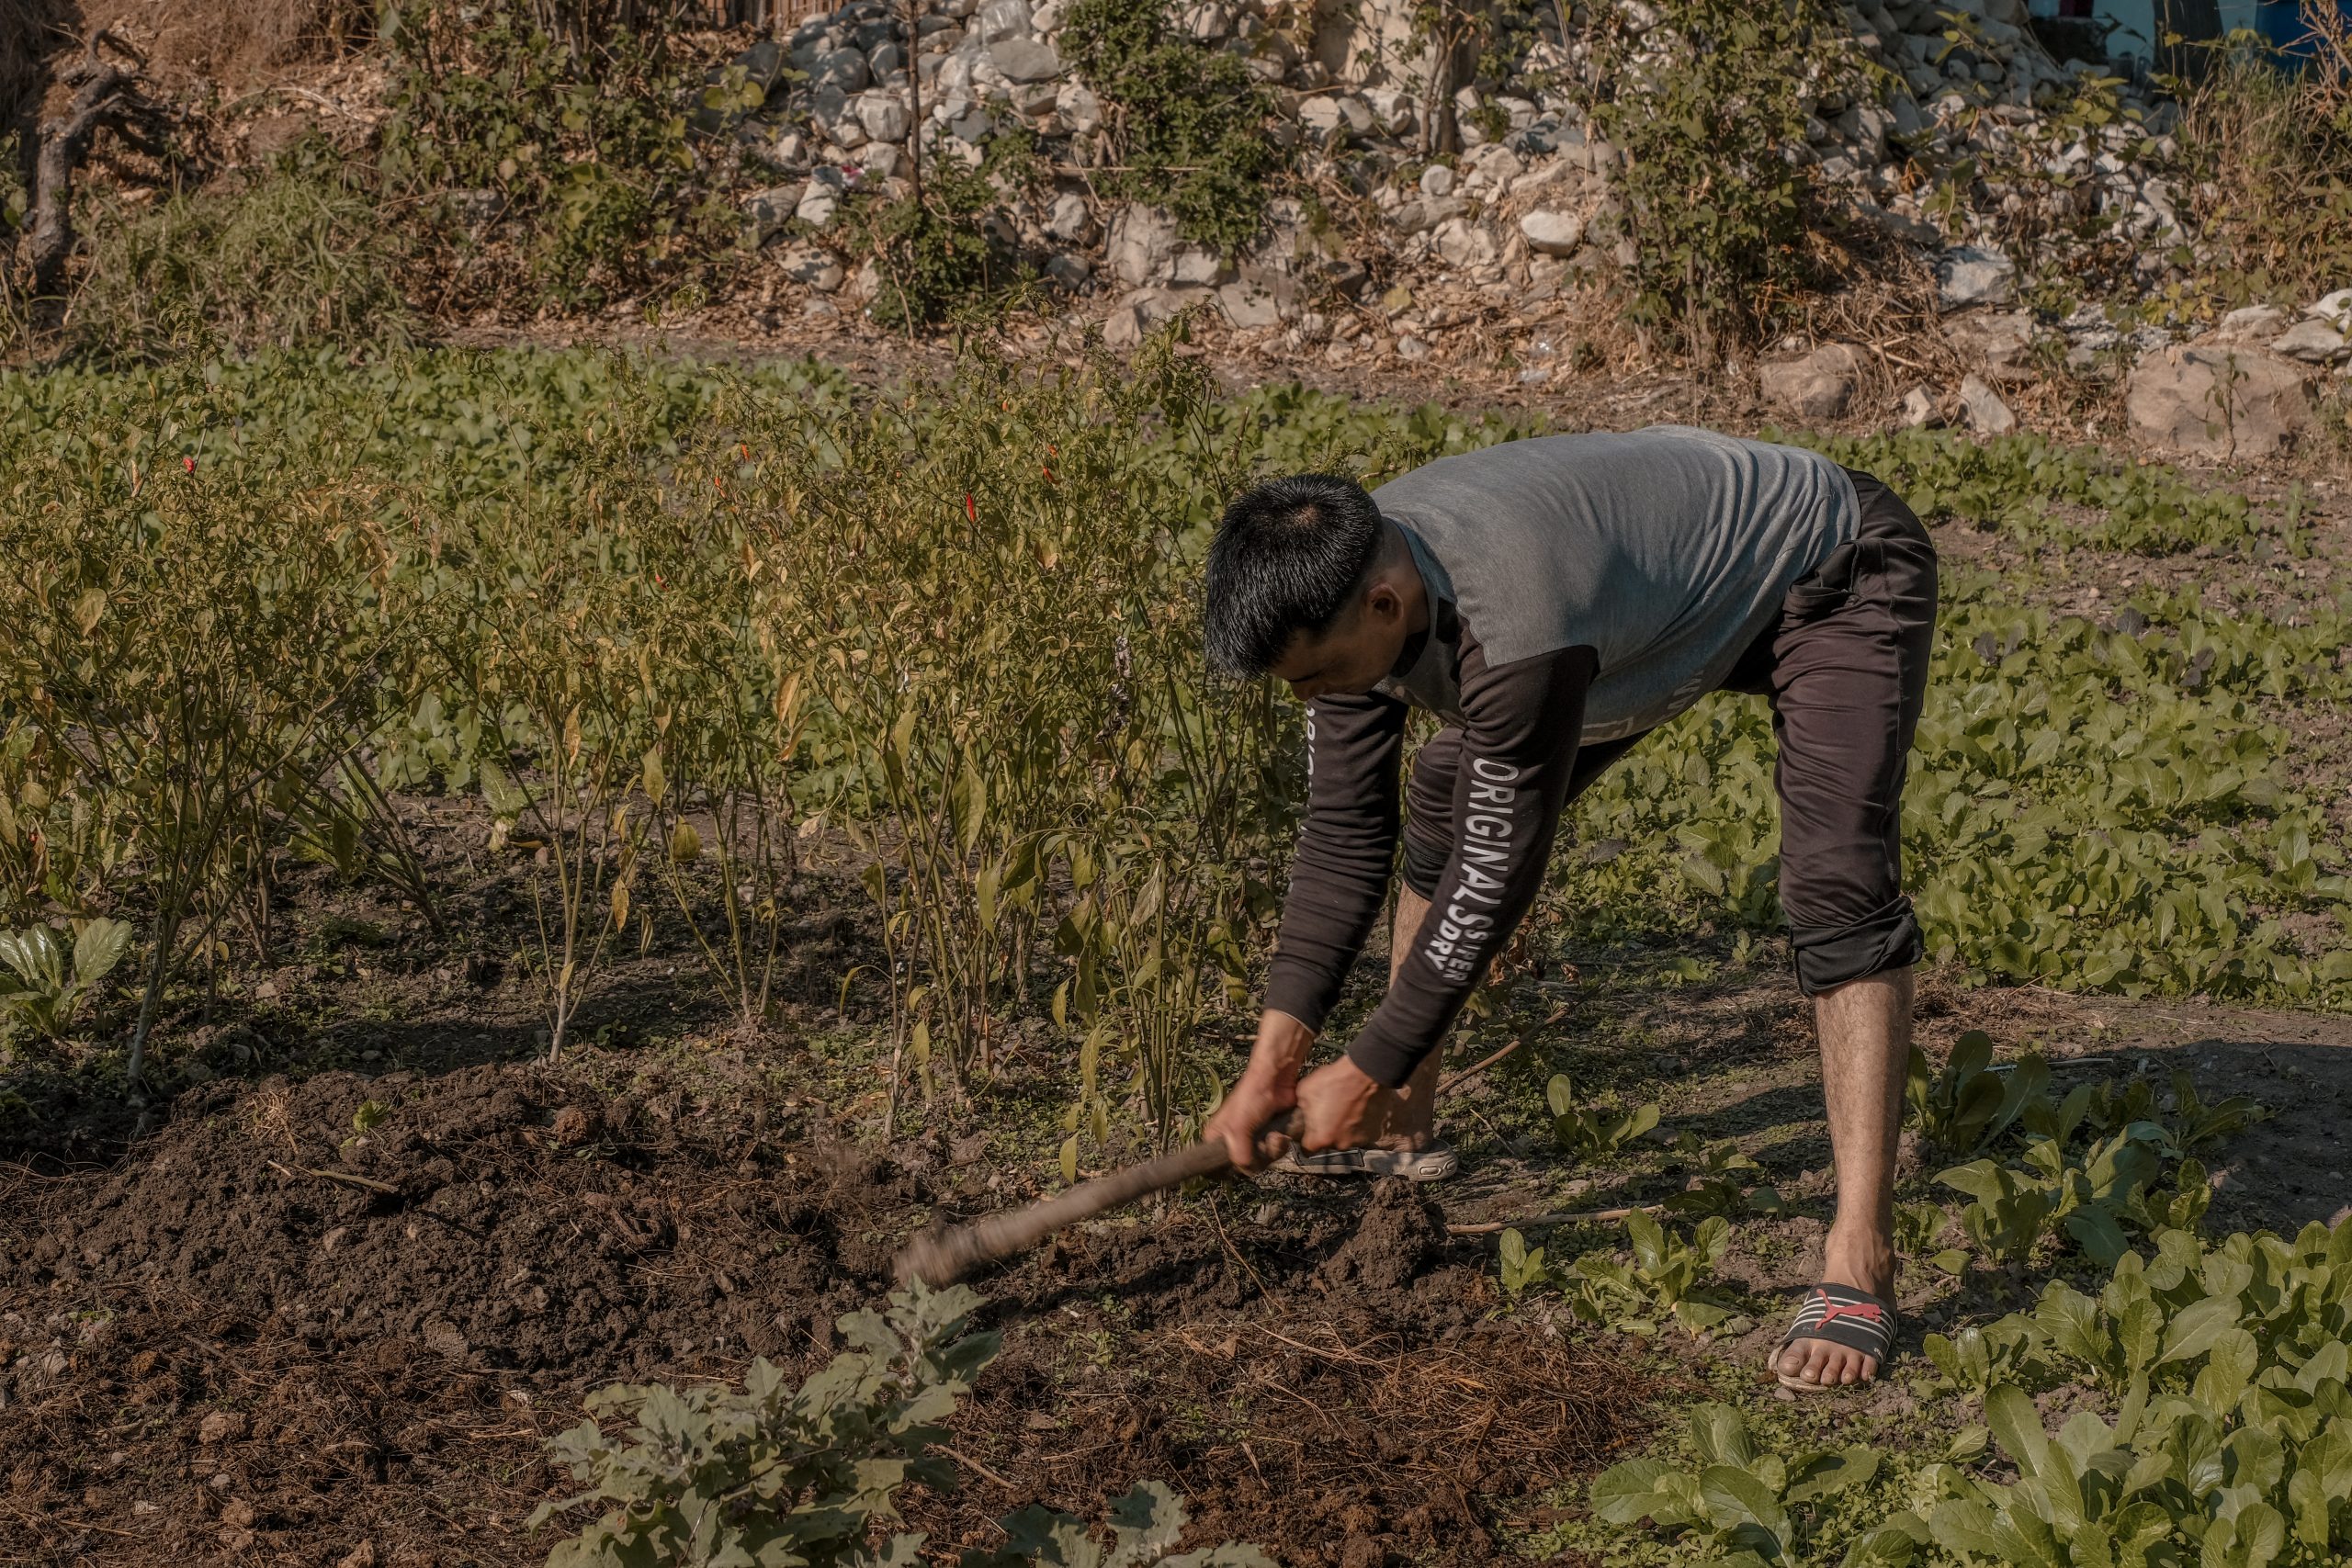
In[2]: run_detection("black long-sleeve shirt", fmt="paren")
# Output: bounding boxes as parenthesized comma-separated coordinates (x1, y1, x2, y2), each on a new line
(1262, 626, 1596, 1088)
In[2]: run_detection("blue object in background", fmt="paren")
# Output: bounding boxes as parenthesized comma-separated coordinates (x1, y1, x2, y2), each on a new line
(2251, 0, 2352, 61)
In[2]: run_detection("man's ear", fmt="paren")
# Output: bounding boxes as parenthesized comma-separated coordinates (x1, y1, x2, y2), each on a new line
(1364, 574, 1402, 624)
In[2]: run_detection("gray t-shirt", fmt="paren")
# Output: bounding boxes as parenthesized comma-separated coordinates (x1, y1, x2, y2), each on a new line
(1371, 425, 1860, 740)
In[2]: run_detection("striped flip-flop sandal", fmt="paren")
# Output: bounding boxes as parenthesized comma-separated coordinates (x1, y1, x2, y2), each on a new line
(1272, 1140, 1461, 1182)
(1774, 1282, 1899, 1392)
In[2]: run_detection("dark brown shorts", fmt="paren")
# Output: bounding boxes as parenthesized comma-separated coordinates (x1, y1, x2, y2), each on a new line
(1402, 468, 1938, 994)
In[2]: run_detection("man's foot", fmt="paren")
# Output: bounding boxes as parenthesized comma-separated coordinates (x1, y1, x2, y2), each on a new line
(1273, 1137, 1459, 1181)
(1773, 1232, 1897, 1389)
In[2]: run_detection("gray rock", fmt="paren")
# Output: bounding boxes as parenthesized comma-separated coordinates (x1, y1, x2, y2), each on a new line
(1434, 218, 1498, 271)
(1046, 191, 1097, 244)
(2125, 345, 2313, 460)
(949, 108, 995, 143)
(857, 93, 911, 143)
(815, 48, 870, 92)
(1045, 253, 1092, 290)
(1897, 385, 1939, 428)
(1102, 301, 1148, 350)
(743, 185, 800, 245)
(1396, 335, 1431, 361)
(810, 84, 854, 130)
(1958, 374, 2017, 435)
(1419, 164, 1455, 198)
(737, 40, 788, 95)
(780, 242, 844, 291)
(1057, 82, 1102, 134)
(797, 167, 846, 232)
(2214, 304, 2289, 343)
(2268, 320, 2351, 365)
(990, 38, 1062, 84)
(2309, 288, 2352, 328)
(1182, 0, 1232, 38)
(1518, 209, 1584, 256)
(1759, 344, 1861, 423)
(859, 143, 903, 180)
(1170, 247, 1232, 287)
(1299, 96, 1347, 141)
(1108, 204, 1179, 288)
(1218, 278, 1284, 330)
(1938, 244, 2016, 310)
(868, 42, 905, 79)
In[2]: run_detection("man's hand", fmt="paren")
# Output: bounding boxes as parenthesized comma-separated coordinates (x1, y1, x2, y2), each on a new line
(1295, 1055, 1397, 1154)
(1206, 1066, 1297, 1173)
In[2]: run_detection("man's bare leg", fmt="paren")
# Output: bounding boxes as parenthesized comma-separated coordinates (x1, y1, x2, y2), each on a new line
(1777, 966, 1911, 1387)
(1385, 886, 1443, 1146)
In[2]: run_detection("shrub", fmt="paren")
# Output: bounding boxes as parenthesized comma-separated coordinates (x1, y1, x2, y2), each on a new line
(2168, 24, 2352, 313)
(379, 0, 731, 310)
(858, 139, 1043, 330)
(532, 1282, 1270, 1567)
(1574, 0, 1863, 357)
(1060, 0, 1285, 257)
(63, 138, 406, 359)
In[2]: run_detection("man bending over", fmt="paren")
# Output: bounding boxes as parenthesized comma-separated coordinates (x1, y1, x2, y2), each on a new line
(1200, 426, 1937, 1392)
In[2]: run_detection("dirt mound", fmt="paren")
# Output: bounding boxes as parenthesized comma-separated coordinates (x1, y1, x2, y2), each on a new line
(1, 1066, 1645, 1566)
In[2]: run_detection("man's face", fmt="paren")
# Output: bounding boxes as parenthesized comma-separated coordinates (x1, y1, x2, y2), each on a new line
(1267, 582, 1411, 704)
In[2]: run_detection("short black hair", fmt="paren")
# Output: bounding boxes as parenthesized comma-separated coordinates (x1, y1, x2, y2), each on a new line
(1202, 474, 1385, 677)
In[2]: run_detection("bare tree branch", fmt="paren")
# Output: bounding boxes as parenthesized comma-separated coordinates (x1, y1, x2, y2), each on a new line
(25, 29, 142, 299)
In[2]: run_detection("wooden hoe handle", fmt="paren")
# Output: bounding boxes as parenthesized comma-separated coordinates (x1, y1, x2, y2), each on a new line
(894, 1112, 1300, 1288)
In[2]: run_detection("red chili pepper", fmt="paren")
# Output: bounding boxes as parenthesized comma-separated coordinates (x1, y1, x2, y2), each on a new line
(183, 457, 196, 473)
(964, 493, 978, 523)
(1041, 465, 1054, 482)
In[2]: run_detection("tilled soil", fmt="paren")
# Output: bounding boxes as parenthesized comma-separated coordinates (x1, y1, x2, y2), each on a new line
(1, 1065, 1645, 1566)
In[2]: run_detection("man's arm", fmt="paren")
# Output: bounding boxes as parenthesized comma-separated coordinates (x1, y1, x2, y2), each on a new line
(1261, 692, 1411, 1034)
(1208, 692, 1407, 1168)
(1343, 639, 1596, 1089)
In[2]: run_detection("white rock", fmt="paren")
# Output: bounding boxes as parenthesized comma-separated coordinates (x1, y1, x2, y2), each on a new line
(1299, 96, 1345, 140)
(977, 0, 1030, 43)
(1182, 1, 1231, 39)
(2308, 288, 2352, 329)
(1108, 204, 1178, 288)
(1046, 190, 1097, 244)
(1938, 244, 2017, 309)
(2268, 320, 2350, 365)
(1959, 374, 2017, 435)
(1396, 335, 1431, 361)
(1897, 386, 1939, 428)
(1363, 85, 1418, 137)
(857, 92, 911, 143)
(2214, 304, 2289, 343)
(1433, 218, 1498, 271)
(1518, 209, 1584, 257)
(1419, 164, 1455, 198)
(1056, 82, 1102, 135)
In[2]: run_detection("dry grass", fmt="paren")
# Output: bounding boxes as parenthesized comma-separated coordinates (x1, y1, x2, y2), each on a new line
(2171, 4, 2352, 309)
